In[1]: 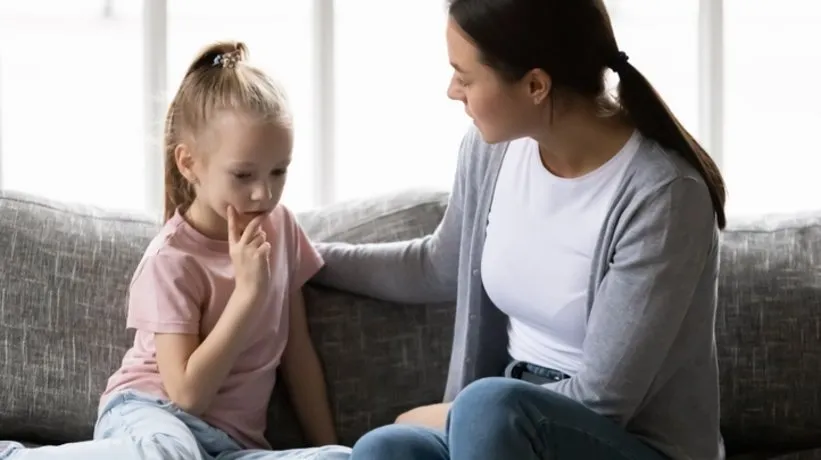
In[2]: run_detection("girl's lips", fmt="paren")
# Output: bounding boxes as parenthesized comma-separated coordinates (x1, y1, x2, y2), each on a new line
(244, 210, 269, 219)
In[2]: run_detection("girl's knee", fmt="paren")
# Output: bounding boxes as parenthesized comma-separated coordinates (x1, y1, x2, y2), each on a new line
(137, 432, 203, 460)
(311, 445, 353, 460)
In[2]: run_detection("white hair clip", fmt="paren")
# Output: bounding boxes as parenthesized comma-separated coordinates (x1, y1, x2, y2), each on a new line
(212, 50, 241, 69)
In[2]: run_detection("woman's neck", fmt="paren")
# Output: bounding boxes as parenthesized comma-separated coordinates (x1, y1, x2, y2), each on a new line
(531, 106, 635, 179)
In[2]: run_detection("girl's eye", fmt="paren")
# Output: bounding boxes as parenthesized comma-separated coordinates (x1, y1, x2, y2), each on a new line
(233, 172, 252, 180)
(272, 168, 288, 177)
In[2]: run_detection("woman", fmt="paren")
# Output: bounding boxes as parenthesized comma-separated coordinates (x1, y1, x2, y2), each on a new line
(312, 0, 725, 459)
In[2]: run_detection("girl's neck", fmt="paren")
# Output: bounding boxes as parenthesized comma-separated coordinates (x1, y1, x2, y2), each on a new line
(183, 200, 229, 241)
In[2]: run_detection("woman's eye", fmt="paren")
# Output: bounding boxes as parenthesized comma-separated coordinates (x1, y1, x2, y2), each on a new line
(233, 172, 252, 180)
(272, 168, 288, 177)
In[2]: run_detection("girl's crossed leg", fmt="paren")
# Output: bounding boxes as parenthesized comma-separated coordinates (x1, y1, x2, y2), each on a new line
(0, 391, 350, 460)
(0, 391, 204, 460)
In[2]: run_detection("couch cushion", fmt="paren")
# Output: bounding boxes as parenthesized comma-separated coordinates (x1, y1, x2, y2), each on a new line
(268, 189, 454, 447)
(0, 189, 452, 448)
(718, 211, 821, 454)
(298, 188, 449, 244)
(0, 191, 158, 444)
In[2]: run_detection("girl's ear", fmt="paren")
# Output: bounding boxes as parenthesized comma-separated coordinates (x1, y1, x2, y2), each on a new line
(174, 143, 199, 185)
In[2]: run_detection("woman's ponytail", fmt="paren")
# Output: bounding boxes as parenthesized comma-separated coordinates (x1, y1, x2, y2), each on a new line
(615, 58, 727, 229)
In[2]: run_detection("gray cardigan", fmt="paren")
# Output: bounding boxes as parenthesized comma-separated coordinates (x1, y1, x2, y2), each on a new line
(313, 126, 724, 460)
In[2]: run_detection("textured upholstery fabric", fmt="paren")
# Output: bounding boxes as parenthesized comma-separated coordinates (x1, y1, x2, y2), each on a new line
(0, 190, 452, 448)
(718, 212, 821, 456)
(2, 189, 821, 459)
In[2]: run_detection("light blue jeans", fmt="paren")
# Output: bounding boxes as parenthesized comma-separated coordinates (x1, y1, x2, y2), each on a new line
(0, 390, 351, 460)
(350, 377, 666, 460)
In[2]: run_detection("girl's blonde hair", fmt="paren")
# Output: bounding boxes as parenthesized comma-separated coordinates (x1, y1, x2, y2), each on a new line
(163, 41, 290, 222)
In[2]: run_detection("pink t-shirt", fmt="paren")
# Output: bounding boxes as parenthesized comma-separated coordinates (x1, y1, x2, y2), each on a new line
(101, 205, 323, 449)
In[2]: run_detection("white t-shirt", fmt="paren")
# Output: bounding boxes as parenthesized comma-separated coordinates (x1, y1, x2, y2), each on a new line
(482, 131, 640, 375)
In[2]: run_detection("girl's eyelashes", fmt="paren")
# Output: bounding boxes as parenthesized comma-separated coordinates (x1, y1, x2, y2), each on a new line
(231, 168, 287, 181)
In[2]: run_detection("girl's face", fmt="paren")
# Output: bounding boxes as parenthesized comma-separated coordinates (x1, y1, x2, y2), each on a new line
(178, 113, 293, 238)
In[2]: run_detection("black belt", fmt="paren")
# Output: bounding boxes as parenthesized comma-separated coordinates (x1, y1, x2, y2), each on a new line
(504, 360, 571, 385)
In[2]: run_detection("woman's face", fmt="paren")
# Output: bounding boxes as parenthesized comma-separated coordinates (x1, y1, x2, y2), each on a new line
(445, 16, 550, 144)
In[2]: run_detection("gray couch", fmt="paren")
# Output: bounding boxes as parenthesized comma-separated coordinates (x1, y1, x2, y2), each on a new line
(0, 189, 820, 459)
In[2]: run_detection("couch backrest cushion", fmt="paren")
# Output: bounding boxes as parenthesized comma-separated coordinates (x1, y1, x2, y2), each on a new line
(717, 212, 821, 453)
(0, 189, 452, 447)
(0, 191, 158, 444)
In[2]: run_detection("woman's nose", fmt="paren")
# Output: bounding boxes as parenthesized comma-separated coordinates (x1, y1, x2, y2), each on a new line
(446, 76, 463, 101)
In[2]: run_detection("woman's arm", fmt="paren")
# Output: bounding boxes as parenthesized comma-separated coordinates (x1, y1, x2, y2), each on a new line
(281, 287, 338, 446)
(543, 177, 717, 425)
(311, 130, 480, 305)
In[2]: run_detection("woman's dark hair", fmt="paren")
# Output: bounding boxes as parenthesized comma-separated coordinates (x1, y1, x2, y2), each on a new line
(448, 0, 727, 229)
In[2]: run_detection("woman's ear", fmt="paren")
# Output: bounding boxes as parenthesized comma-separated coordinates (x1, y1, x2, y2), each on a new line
(524, 68, 552, 105)
(174, 144, 199, 185)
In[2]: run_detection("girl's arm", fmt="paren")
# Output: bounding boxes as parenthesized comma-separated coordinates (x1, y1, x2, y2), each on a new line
(145, 212, 270, 415)
(155, 285, 261, 415)
(281, 287, 338, 446)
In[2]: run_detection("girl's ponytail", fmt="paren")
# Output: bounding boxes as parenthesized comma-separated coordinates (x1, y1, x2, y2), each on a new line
(162, 96, 193, 222)
(161, 42, 248, 222)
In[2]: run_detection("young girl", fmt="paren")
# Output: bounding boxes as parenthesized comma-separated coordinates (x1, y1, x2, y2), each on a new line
(0, 41, 351, 460)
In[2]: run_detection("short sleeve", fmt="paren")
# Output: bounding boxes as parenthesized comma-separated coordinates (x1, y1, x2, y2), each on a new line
(283, 207, 324, 291)
(126, 252, 203, 335)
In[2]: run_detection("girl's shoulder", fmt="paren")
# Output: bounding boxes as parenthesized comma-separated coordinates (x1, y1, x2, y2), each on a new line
(266, 203, 310, 242)
(127, 217, 210, 298)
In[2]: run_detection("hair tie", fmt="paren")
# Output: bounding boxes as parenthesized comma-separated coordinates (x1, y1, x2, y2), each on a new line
(212, 50, 242, 69)
(608, 51, 630, 73)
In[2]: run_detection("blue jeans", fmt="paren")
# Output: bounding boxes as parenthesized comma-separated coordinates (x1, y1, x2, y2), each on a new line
(0, 390, 351, 460)
(350, 377, 666, 460)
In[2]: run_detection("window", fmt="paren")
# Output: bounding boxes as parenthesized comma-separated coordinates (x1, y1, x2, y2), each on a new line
(167, 0, 316, 212)
(1, 1, 819, 219)
(0, 1, 145, 212)
(0, 0, 315, 217)
(334, 1, 471, 202)
(724, 0, 821, 215)
(607, 0, 700, 138)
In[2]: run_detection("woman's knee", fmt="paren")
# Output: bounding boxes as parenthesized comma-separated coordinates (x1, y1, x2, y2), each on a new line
(352, 424, 446, 459)
(453, 377, 527, 406)
(450, 377, 543, 423)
